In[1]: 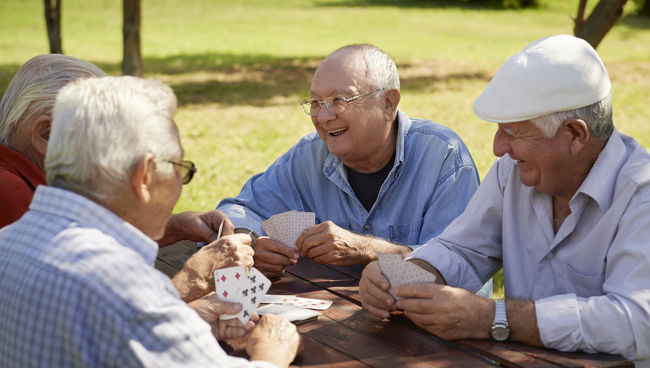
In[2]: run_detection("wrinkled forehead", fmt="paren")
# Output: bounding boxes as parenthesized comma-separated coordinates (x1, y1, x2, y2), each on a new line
(311, 52, 371, 96)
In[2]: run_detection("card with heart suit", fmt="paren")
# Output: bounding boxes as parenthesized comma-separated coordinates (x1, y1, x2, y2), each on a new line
(378, 253, 437, 299)
(215, 266, 271, 325)
(262, 210, 316, 249)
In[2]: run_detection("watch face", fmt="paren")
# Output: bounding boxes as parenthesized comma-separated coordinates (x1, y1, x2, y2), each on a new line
(491, 325, 510, 341)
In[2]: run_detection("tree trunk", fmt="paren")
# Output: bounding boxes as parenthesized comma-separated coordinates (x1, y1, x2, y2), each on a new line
(574, 0, 628, 49)
(43, 0, 63, 54)
(122, 0, 143, 76)
(574, 0, 588, 34)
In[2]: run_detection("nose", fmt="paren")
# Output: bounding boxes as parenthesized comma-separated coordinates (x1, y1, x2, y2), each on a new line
(493, 125, 511, 157)
(316, 104, 337, 125)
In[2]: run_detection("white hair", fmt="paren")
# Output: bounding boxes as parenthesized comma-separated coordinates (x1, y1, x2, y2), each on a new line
(329, 44, 400, 96)
(46, 76, 181, 201)
(0, 54, 106, 145)
(530, 93, 613, 140)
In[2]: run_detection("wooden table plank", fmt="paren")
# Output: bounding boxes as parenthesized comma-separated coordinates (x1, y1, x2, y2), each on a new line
(155, 241, 632, 368)
(456, 340, 634, 368)
(271, 273, 493, 367)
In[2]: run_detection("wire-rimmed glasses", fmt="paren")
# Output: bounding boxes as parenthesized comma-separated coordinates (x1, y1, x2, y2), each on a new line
(300, 88, 383, 117)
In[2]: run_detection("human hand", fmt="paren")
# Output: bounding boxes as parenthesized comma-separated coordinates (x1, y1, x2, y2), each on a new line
(296, 221, 371, 265)
(246, 314, 301, 368)
(158, 210, 235, 246)
(174, 233, 253, 301)
(253, 237, 299, 277)
(359, 261, 397, 319)
(395, 283, 491, 340)
(187, 292, 257, 340)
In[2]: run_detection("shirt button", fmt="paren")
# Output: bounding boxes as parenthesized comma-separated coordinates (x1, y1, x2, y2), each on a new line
(364, 225, 371, 231)
(546, 253, 554, 260)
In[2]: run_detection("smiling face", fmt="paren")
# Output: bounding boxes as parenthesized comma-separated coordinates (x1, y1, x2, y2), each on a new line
(492, 120, 575, 197)
(309, 51, 396, 172)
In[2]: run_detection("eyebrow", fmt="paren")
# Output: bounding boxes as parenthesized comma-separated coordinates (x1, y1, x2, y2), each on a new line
(310, 88, 357, 98)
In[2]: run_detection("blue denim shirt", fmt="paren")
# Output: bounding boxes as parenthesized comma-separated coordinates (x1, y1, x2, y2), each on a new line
(218, 110, 480, 249)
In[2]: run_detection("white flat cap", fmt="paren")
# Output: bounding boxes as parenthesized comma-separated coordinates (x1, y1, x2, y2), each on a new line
(473, 34, 611, 123)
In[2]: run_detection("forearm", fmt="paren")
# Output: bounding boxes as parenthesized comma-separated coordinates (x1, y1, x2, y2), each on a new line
(507, 299, 543, 346)
(365, 236, 412, 262)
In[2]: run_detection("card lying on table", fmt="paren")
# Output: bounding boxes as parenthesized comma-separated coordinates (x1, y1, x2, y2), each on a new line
(257, 303, 321, 325)
(378, 253, 437, 299)
(261, 294, 333, 310)
(214, 266, 271, 325)
(262, 210, 316, 249)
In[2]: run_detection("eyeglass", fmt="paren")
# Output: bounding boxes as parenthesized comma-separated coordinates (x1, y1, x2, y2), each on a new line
(167, 160, 197, 185)
(300, 88, 383, 117)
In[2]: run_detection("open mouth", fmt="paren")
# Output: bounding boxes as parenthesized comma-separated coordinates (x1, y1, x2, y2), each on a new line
(328, 127, 348, 136)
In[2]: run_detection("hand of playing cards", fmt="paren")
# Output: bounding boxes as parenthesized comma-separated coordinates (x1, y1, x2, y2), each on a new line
(262, 210, 315, 248)
(378, 253, 437, 299)
(214, 266, 271, 324)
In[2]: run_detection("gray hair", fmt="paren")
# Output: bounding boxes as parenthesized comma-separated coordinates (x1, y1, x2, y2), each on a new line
(0, 54, 105, 145)
(530, 93, 613, 140)
(328, 44, 400, 95)
(46, 76, 181, 201)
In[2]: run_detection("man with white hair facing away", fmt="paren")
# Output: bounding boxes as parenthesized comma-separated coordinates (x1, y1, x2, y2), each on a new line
(0, 76, 300, 368)
(359, 35, 650, 365)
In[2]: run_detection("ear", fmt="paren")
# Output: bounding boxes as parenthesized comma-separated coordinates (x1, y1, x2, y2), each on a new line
(383, 89, 401, 121)
(31, 115, 51, 156)
(130, 153, 156, 204)
(562, 118, 590, 155)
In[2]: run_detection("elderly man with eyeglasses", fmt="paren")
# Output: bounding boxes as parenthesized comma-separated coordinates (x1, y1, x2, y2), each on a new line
(217, 44, 491, 297)
(0, 76, 300, 367)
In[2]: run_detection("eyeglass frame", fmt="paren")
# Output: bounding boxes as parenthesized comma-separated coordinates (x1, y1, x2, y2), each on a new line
(167, 160, 197, 185)
(300, 88, 384, 117)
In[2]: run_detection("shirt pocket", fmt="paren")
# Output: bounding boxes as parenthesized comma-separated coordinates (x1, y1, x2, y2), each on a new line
(388, 218, 424, 245)
(564, 262, 604, 298)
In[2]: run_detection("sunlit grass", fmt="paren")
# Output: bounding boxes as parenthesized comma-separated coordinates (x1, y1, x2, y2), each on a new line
(1, 0, 649, 298)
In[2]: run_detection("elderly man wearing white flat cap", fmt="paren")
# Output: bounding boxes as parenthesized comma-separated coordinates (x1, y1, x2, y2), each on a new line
(359, 34, 650, 365)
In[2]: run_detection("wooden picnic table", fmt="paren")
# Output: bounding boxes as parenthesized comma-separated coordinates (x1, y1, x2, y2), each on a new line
(156, 240, 634, 368)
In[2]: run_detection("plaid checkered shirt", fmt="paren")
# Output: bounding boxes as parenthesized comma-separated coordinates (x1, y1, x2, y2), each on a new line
(0, 186, 275, 368)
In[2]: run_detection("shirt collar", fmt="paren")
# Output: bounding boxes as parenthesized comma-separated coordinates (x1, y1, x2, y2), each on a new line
(574, 129, 626, 211)
(0, 143, 46, 189)
(29, 186, 159, 264)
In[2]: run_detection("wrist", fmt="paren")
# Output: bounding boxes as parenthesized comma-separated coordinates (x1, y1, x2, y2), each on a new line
(249, 342, 292, 368)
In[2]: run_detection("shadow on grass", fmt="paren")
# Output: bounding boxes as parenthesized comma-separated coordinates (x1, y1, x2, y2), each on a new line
(1, 52, 492, 107)
(618, 14, 650, 30)
(314, 0, 503, 10)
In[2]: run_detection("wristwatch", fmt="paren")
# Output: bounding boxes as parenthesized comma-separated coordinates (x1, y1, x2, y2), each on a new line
(490, 299, 510, 341)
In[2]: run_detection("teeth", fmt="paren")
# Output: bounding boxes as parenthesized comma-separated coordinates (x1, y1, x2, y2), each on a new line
(328, 127, 348, 134)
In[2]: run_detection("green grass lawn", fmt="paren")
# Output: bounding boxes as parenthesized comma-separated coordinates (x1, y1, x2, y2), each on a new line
(2, 0, 649, 297)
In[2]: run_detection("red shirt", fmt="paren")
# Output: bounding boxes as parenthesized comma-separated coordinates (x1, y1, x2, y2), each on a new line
(0, 144, 46, 228)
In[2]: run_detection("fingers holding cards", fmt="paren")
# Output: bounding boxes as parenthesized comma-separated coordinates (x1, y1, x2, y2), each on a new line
(262, 210, 315, 249)
(215, 266, 271, 325)
(377, 253, 437, 299)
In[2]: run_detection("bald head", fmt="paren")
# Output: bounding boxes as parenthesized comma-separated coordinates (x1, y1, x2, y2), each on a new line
(315, 44, 400, 93)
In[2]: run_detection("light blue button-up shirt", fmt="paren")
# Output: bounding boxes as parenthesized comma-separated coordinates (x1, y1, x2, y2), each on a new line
(0, 186, 275, 368)
(218, 110, 480, 250)
(411, 130, 650, 364)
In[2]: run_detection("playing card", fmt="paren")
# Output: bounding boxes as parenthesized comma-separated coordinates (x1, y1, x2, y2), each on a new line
(261, 294, 297, 304)
(262, 210, 315, 248)
(215, 266, 271, 325)
(377, 253, 437, 299)
(214, 266, 246, 302)
(285, 296, 332, 310)
(257, 303, 321, 325)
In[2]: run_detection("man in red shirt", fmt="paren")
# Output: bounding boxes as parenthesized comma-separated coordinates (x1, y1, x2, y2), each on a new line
(0, 54, 105, 228)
